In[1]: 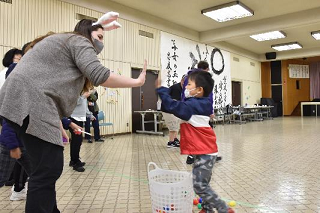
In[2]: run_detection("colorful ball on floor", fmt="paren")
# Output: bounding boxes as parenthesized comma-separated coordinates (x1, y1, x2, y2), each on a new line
(193, 198, 199, 205)
(229, 200, 236, 207)
(197, 203, 202, 209)
(198, 198, 202, 203)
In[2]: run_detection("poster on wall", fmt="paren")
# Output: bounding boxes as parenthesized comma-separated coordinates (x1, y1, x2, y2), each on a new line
(288, 64, 309, 78)
(160, 32, 231, 109)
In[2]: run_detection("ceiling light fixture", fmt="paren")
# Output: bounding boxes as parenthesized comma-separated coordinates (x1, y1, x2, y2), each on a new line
(311, 30, 320, 40)
(250, 31, 286, 41)
(271, 42, 302, 51)
(201, 1, 254, 23)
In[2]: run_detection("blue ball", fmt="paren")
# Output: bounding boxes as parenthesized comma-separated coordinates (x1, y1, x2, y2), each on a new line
(199, 198, 202, 203)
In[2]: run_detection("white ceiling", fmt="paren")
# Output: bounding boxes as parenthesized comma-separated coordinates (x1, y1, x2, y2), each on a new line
(109, 0, 320, 31)
(107, 0, 320, 61)
(67, 0, 320, 61)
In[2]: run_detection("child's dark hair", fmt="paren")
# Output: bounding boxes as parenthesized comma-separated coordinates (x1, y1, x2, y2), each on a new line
(2, 49, 23, 67)
(188, 70, 214, 97)
(197, 61, 209, 70)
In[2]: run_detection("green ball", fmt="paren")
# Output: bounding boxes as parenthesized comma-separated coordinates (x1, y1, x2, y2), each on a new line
(197, 203, 202, 209)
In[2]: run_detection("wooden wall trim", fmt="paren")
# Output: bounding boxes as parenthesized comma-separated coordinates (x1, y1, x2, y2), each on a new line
(261, 62, 271, 98)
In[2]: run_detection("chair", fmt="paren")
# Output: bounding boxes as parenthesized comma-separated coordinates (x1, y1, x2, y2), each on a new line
(260, 98, 278, 117)
(223, 105, 234, 124)
(213, 107, 225, 125)
(233, 106, 247, 124)
(233, 106, 256, 124)
(97, 111, 114, 139)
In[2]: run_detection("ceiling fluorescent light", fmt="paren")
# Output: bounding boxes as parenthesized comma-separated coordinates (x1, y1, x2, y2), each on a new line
(271, 42, 302, 51)
(250, 31, 286, 41)
(311, 30, 320, 40)
(201, 1, 254, 22)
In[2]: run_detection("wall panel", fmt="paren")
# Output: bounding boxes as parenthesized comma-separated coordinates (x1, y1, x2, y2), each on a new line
(0, 0, 160, 134)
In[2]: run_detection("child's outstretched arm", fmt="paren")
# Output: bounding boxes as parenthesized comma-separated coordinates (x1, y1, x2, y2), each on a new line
(156, 87, 193, 121)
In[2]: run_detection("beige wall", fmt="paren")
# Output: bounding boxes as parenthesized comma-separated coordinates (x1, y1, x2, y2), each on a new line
(0, 0, 160, 134)
(1, 0, 262, 134)
(281, 60, 310, 116)
(61, 0, 200, 42)
(230, 53, 262, 105)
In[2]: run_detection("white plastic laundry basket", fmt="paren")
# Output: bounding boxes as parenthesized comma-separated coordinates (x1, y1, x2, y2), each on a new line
(148, 162, 193, 213)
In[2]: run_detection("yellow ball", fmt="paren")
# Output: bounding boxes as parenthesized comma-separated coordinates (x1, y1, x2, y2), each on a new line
(229, 200, 236, 207)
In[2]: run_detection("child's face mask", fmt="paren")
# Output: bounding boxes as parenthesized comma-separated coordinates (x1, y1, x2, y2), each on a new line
(184, 88, 199, 98)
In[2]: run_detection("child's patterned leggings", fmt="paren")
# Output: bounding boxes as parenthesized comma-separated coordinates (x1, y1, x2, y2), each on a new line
(193, 155, 229, 213)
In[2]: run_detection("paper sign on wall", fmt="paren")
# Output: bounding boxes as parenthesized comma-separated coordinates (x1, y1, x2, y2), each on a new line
(289, 64, 309, 78)
(160, 32, 232, 108)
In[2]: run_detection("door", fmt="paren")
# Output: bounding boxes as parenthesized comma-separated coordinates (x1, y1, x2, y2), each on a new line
(271, 61, 283, 116)
(232, 81, 241, 106)
(131, 69, 158, 132)
(271, 85, 283, 116)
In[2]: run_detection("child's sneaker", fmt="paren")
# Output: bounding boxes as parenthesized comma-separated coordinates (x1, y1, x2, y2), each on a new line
(10, 189, 27, 201)
(186, 155, 194, 164)
(11, 185, 27, 193)
(216, 156, 222, 162)
(73, 162, 85, 172)
(69, 161, 86, 167)
(167, 141, 175, 148)
(173, 140, 180, 147)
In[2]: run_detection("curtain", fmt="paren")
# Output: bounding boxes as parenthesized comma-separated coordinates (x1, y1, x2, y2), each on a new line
(309, 62, 320, 100)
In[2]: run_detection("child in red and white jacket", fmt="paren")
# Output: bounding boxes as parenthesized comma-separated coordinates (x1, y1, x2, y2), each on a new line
(156, 71, 234, 213)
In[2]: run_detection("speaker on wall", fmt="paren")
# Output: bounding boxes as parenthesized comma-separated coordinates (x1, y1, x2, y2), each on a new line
(265, 52, 276, 60)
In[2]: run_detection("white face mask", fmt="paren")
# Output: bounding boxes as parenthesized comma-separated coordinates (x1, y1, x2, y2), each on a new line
(184, 88, 199, 98)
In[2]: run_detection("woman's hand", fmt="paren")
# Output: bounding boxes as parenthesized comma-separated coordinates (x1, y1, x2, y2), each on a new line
(10, 147, 22, 159)
(82, 91, 91, 98)
(137, 60, 147, 86)
(101, 59, 148, 88)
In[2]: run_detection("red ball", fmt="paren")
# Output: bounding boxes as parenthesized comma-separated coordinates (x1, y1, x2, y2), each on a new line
(193, 198, 199, 205)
